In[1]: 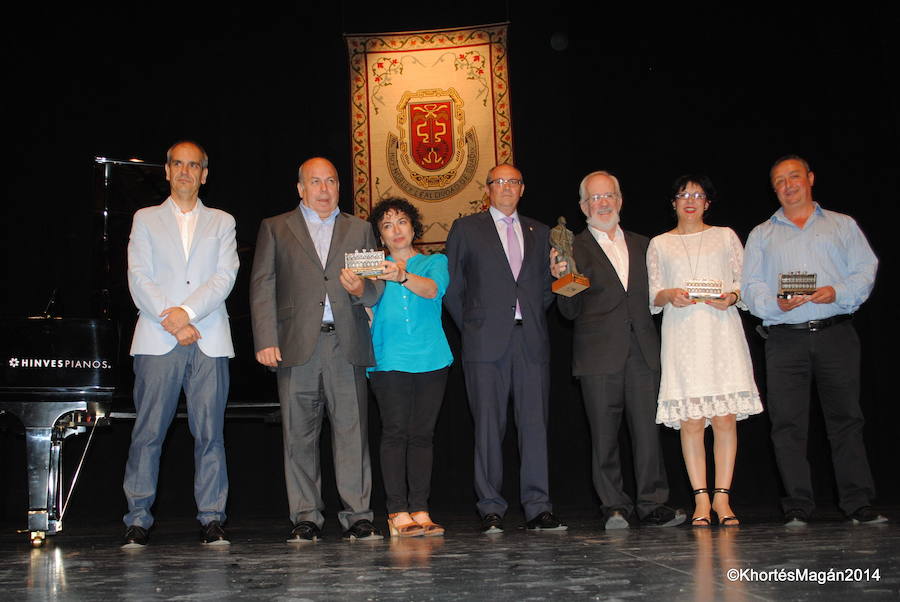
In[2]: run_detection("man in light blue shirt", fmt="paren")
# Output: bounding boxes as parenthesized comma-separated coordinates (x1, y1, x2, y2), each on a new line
(743, 154, 885, 526)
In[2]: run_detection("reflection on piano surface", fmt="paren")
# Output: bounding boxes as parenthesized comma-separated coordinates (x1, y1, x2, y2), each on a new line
(0, 318, 117, 545)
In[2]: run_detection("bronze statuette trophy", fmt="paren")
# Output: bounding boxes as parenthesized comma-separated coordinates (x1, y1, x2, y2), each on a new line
(550, 216, 590, 296)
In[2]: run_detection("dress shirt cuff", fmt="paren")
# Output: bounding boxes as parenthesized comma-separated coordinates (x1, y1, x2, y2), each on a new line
(179, 305, 197, 321)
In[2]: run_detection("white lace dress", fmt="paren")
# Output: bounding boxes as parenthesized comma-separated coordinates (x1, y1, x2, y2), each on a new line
(647, 226, 763, 429)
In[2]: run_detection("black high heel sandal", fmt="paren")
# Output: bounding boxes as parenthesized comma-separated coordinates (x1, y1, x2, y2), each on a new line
(691, 488, 712, 527)
(713, 488, 739, 527)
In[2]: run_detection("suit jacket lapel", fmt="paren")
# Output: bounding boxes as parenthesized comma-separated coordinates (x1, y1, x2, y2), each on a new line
(477, 211, 515, 280)
(156, 200, 186, 265)
(520, 218, 535, 278)
(286, 209, 323, 268)
(623, 231, 646, 293)
(582, 228, 626, 294)
(187, 200, 211, 263)
(325, 212, 351, 269)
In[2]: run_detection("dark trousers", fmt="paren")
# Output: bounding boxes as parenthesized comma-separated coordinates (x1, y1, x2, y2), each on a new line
(369, 368, 449, 514)
(766, 320, 875, 515)
(578, 332, 668, 519)
(463, 325, 552, 521)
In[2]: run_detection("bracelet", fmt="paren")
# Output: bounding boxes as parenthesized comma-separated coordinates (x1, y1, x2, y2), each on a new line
(729, 291, 740, 306)
(399, 274, 409, 286)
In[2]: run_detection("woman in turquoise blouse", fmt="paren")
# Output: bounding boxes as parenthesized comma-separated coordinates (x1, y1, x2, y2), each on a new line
(368, 197, 453, 537)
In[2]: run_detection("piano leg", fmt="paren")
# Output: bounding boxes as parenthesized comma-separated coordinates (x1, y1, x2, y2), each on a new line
(25, 419, 77, 545)
(25, 427, 54, 545)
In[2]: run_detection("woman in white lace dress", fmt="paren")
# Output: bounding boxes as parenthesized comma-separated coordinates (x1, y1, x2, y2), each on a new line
(647, 175, 763, 527)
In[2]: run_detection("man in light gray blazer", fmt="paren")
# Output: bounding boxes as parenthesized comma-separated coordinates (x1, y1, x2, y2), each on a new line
(123, 140, 239, 547)
(250, 157, 384, 542)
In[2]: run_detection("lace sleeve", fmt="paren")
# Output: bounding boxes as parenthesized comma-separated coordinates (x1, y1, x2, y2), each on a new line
(725, 227, 749, 311)
(647, 236, 664, 315)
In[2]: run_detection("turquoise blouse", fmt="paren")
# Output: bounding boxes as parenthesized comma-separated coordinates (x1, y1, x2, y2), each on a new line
(368, 253, 453, 374)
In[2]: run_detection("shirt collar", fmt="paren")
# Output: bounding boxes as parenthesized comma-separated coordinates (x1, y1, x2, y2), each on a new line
(167, 197, 201, 216)
(589, 224, 624, 243)
(489, 205, 519, 223)
(299, 202, 339, 224)
(771, 202, 823, 226)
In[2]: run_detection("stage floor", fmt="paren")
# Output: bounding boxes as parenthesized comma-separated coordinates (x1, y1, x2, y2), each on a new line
(1, 509, 898, 600)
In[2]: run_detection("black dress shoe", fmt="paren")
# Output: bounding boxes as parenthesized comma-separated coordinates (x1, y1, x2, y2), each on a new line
(641, 506, 686, 528)
(122, 525, 149, 548)
(201, 520, 230, 545)
(342, 519, 383, 540)
(288, 521, 322, 543)
(604, 510, 630, 530)
(784, 509, 809, 527)
(849, 506, 887, 525)
(481, 513, 503, 534)
(525, 511, 568, 531)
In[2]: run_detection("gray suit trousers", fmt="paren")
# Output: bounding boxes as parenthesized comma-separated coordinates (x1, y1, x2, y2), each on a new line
(277, 330, 373, 530)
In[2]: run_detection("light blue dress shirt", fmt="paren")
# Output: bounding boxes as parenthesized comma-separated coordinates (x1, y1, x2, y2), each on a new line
(298, 203, 339, 323)
(743, 203, 878, 325)
(368, 253, 453, 373)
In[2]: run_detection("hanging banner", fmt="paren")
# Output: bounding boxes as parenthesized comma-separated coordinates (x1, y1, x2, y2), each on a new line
(346, 23, 513, 251)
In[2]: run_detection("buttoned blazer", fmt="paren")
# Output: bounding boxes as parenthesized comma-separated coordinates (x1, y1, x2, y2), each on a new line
(444, 210, 554, 364)
(557, 228, 660, 376)
(127, 200, 239, 357)
(249, 209, 384, 368)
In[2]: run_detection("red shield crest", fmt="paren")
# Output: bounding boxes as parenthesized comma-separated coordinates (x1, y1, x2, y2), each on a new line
(408, 101, 453, 171)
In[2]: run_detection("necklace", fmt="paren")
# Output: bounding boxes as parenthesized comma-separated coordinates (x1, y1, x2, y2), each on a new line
(676, 227, 704, 279)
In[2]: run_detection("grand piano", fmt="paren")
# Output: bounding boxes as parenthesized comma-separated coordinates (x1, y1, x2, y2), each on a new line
(0, 157, 160, 545)
(0, 318, 117, 545)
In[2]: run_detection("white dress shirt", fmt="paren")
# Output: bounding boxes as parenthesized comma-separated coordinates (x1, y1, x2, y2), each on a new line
(589, 224, 629, 291)
(168, 197, 199, 320)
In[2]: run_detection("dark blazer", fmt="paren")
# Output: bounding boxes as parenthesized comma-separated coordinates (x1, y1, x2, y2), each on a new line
(444, 210, 554, 363)
(558, 228, 660, 376)
(250, 209, 384, 368)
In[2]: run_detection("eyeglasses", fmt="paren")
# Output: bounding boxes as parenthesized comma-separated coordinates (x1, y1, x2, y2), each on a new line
(585, 192, 620, 202)
(488, 178, 523, 186)
(674, 192, 708, 201)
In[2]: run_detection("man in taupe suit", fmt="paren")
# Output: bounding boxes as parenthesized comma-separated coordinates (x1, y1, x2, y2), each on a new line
(250, 157, 384, 542)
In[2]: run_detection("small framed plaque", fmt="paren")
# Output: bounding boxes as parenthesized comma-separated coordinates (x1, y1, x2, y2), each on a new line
(778, 272, 817, 299)
(345, 249, 385, 277)
(685, 278, 723, 300)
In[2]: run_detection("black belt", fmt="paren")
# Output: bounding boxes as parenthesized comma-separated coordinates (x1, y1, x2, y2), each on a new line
(514, 319, 523, 326)
(769, 314, 851, 332)
(321, 323, 336, 332)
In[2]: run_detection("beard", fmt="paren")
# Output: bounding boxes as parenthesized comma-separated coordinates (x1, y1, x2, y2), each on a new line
(587, 209, 620, 232)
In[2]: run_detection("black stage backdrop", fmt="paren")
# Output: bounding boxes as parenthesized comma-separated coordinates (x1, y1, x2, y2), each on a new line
(2, 4, 897, 525)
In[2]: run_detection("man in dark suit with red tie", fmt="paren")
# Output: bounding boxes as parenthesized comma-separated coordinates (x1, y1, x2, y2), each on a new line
(444, 163, 565, 533)
(553, 170, 684, 529)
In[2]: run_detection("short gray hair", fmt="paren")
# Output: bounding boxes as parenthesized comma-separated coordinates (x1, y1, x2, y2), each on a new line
(578, 170, 622, 203)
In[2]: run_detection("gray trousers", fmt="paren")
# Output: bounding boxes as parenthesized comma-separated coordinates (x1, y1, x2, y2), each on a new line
(124, 344, 229, 528)
(277, 330, 373, 529)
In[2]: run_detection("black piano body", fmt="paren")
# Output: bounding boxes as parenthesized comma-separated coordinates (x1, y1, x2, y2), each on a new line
(0, 317, 117, 545)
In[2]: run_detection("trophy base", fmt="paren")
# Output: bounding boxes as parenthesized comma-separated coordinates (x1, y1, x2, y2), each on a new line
(778, 290, 816, 299)
(553, 273, 590, 297)
(351, 269, 385, 278)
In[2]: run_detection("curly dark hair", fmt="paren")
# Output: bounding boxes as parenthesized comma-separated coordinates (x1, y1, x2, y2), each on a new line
(670, 174, 717, 204)
(368, 197, 425, 247)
